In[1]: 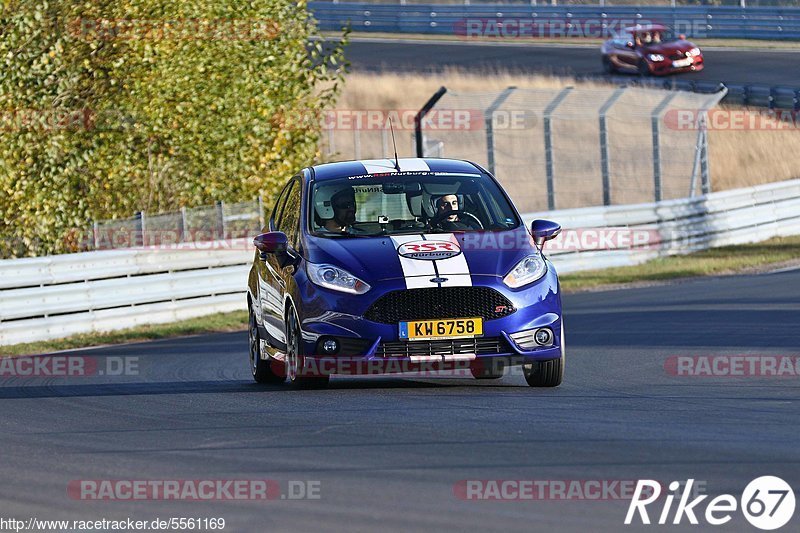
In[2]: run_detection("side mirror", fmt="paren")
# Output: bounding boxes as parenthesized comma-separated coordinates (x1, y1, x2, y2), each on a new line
(531, 219, 561, 251)
(253, 232, 288, 259)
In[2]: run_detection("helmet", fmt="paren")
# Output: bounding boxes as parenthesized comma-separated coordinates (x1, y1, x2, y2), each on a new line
(314, 185, 355, 220)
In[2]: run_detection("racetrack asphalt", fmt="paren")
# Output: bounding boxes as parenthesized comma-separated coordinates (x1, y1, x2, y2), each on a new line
(2, 268, 798, 532)
(343, 38, 800, 88)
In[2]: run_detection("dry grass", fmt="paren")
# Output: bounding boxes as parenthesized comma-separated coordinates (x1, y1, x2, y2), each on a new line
(335, 69, 606, 109)
(330, 70, 800, 203)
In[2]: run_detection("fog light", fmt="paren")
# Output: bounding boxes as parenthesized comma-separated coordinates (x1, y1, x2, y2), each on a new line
(534, 328, 553, 346)
(510, 327, 555, 350)
(322, 338, 339, 354)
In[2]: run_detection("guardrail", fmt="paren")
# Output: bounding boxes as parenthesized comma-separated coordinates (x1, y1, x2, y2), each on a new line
(0, 246, 252, 345)
(311, 2, 800, 39)
(315, 1, 800, 7)
(522, 178, 800, 273)
(1, 178, 799, 346)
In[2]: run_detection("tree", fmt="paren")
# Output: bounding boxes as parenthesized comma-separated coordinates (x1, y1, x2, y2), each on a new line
(0, 0, 346, 256)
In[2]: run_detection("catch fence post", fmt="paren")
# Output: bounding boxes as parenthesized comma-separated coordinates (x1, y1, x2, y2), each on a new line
(543, 87, 573, 210)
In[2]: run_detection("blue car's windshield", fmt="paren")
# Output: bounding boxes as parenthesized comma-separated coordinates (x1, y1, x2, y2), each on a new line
(309, 172, 520, 237)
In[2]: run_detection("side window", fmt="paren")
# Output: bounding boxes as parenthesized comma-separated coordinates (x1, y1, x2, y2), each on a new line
(278, 179, 302, 249)
(271, 180, 294, 231)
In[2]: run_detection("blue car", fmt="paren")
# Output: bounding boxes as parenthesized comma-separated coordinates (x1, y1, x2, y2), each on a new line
(247, 158, 564, 388)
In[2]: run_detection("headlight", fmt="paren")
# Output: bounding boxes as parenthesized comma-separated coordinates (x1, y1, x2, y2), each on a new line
(687, 47, 701, 57)
(648, 54, 664, 62)
(503, 254, 547, 289)
(307, 263, 370, 294)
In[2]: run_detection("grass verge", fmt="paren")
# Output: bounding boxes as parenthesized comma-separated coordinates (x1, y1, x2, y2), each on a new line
(560, 235, 800, 292)
(0, 311, 248, 358)
(2, 236, 799, 356)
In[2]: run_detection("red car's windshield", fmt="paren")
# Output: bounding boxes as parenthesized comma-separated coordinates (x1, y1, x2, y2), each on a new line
(628, 29, 680, 45)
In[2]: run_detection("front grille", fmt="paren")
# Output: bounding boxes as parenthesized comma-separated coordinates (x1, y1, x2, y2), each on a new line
(669, 53, 684, 60)
(364, 287, 515, 324)
(376, 336, 512, 358)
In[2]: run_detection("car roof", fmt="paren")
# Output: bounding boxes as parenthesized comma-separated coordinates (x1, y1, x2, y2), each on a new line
(308, 158, 484, 182)
(623, 24, 669, 34)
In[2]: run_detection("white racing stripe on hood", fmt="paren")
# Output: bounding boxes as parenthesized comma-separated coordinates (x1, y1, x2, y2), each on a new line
(423, 234, 472, 287)
(390, 233, 472, 289)
(390, 235, 435, 289)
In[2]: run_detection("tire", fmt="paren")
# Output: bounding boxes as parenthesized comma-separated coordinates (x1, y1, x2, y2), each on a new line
(285, 305, 330, 389)
(249, 305, 285, 384)
(602, 56, 616, 75)
(523, 322, 565, 388)
(638, 59, 651, 77)
(470, 359, 504, 380)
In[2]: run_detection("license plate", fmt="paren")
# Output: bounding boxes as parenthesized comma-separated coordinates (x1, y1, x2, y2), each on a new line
(399, 318, 483, 341)
(673, 58, 693, 68)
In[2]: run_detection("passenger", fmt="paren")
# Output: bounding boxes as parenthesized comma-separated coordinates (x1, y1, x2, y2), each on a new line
(323, 188, 357, 233)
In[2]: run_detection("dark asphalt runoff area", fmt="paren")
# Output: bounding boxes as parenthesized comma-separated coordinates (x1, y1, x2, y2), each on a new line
(344, 38, 800, 88)
(1, 268, 799, 532)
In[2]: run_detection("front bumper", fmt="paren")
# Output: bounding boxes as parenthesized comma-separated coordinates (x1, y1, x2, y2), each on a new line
(293, 264, 563, 375)
(650, 55, 704, 75)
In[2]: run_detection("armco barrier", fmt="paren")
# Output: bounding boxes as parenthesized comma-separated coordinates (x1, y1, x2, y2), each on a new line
(1, 178, 799, 345)
(523, 178, 800, 273)
(310, 2, 800, 40)
(0, 246, 252, 345)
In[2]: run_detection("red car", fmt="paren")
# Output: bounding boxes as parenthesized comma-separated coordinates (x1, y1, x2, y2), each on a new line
(601, 24, 703, 76)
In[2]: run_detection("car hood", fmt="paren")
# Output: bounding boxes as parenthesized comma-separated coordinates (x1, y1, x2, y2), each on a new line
(643, 40, 696, 55)
(304, 229, 536, 283)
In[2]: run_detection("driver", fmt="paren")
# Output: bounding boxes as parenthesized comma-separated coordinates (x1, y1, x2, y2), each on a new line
(324, 187, 357, 233)
(433, 194, 470, 231)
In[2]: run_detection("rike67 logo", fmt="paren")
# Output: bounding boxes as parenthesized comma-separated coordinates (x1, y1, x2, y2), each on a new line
(625, 477, 795, 530)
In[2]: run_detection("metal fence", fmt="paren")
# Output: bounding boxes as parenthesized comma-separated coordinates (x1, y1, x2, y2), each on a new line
(310, 2, 800, 38)
(322, 85, 727, 211)
(88, 199, 264, 251)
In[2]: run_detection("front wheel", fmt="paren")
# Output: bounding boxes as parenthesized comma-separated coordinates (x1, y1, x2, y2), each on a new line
(638, 59, 651, 77)
(602, 56, 616, 74)
(285, 306, 330, 389)
(523, 322, 565, 387)
(249, 306, 285, 384)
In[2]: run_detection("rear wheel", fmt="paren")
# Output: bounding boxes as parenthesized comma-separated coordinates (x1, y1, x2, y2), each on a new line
(249, 306, 285, 384)
(285, 306, 330, 389)
(523, 322, 565, 388)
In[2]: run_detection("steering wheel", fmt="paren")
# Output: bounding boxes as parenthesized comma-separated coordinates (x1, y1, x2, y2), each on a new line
(428, 209, 484, 230)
